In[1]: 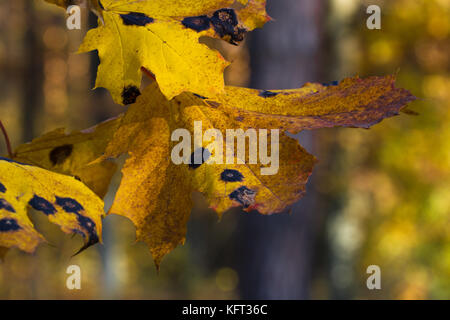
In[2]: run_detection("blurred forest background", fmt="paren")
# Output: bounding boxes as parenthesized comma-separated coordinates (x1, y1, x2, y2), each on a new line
(0, 0, 449, 299)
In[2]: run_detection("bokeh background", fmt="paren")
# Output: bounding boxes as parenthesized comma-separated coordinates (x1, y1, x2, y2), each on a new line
(0, 0, 449, 299)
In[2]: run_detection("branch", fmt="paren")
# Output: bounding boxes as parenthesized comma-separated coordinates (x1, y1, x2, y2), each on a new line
(0, 120, 13, 158)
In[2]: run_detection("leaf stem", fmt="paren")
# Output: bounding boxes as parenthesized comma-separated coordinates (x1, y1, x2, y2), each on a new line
(0, 120, 13, 158)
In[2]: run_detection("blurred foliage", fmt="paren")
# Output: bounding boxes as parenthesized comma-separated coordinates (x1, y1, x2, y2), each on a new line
(322, 0, 449, 299)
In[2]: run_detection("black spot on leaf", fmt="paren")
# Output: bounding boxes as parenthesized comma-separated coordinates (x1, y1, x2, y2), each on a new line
(322, 80, 339, 87)
(259, 90, 279, 98)
(0, 199, 15, 213)
(98, 0, 104, 10)
(72, 214, 99, 255)
(56, 196, 84, 214)
(229, 186, 256, 208)
(221, 169, 244, 182)
(189, 147, 211, 169)
(49, 144, 73, 166)
(29, 195, 57, 215)
(0, 218, 21, 232)
(182, 15, 211, 32)
(211, 9, 238, 32)
(71, 229, 84, 237)
(120, 12, 154, 26)
(122, 85, 141, 105)
(76, 215, 99, 243)
(0, 182, 6, 193)
(211, 8, 247, 45)
(76, 214, 96, 234)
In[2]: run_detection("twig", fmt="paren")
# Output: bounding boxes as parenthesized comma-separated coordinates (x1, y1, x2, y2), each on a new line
(0, 120, 13, 158)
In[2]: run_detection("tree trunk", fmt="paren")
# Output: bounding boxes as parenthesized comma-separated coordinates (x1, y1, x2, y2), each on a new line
(235, 0, 326, 299)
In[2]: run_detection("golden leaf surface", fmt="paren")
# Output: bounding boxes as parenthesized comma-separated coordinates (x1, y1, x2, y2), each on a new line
(211, 75, 417, 132)
(43, 0, 271, 104)
(13, 118, 121, 198)
(93, 76, 415, 267)
(0, 158, 104, 256)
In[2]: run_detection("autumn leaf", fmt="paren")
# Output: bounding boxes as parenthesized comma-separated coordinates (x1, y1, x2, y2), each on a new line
(211, 75, 417, 132)
(13, 117, 120, 198)
(0, 157, 104, 257)
(45, 0, 270, 105)
(0, 0, 412, 269)
(87, 75, 415, 267)
(11, 73, 415, 266)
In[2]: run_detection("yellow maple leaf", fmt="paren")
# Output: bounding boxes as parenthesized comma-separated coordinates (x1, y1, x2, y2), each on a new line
(213, 75, 416, 132)
(45, 0, 270, 104)
(13, 70, 415, 267)
(0, 158, 104, 257)
(91, 75, 415, 267)
(14, 117, 120, 198)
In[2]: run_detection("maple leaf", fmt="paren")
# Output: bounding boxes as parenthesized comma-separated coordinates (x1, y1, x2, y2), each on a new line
(88, 75, 415, 267)
(212, 75, 416, 132)
(0, 157, 104, 257)
(12, 74, 415, 266)
(14, 117, 120, 198)
(45, 0, 270, 105)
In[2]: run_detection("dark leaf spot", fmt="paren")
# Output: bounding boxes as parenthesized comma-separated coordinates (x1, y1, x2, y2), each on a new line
(0, 199, 15, 213)
(212, 9, 238, 32)
(259, 90, 280, 98)
(189, 147, 211, 169)
(211, 8, 247, 45)
(56, 196, 84, 214)
(122, 85, 141, 105)
(49, 144, 73, 166)
(98, 0, 104, 10)
(71, 229, 84, 237)
(0, 218, 21, 232)
(0, 182, 6, 193)
(120, 12, 154, 26)
(29, 195, 57, 215)
(193, 93, 208, 99)
(72, 214, 99, 255)
(182, 15, 211, 32)
(221, 169, 244, 182)
(229, 186, 256, 208)
(322, 80, 339, 87)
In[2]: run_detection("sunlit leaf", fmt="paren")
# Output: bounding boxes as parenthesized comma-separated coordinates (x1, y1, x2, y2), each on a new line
(47, 0, 270, 104)
(0, 158, 104, 256)
(95, 76, 415, 267)
(14, 117, 120, 198)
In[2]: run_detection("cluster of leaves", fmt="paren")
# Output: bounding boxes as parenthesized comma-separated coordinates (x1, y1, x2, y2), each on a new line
(0, 0, 416, 267)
